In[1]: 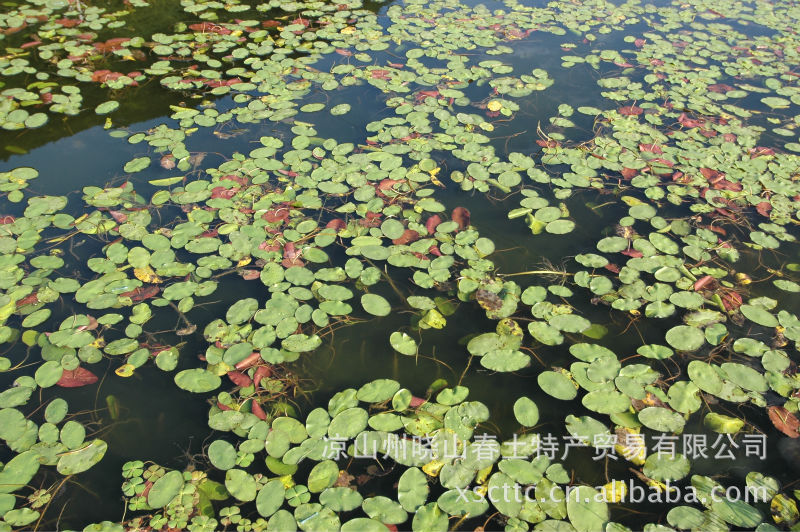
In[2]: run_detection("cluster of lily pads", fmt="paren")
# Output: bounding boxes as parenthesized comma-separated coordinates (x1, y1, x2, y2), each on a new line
(4, 0, 800, 529)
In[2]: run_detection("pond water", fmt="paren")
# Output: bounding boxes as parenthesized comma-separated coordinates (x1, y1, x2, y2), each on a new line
(2, 0, 800, 530)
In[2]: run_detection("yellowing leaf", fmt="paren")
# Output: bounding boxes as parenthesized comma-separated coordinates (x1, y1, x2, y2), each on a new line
(615, 427, 646, 466)
(602, 481, 627, 502)
(487, 100, 503, 112)
(134, 266, 162, 284)
(115, 364, 135, 377)
(475, 464, 493, 484)
(279, 475, 295, 489)
(90, 337, 106, 348)
(340, 26, 356, 34)
(237, 257, 252, 267)
(621, 195, 644, 206)
(422, 459, 444, 477)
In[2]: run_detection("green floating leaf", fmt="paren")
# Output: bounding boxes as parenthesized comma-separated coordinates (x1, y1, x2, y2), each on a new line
(147, 470, 184, 508)
(513, 396, 539, 427)
(538, 371, 578, 400)
(665, 325, 705, 351)
(330, 103, 351, 116)
(56, 439, 107, 475)
(0, 450, 40, 494)
(361, 294, 391, 316)
(739, 304, 778, 327)
(208, 440, 237, 470)
(567, 485, 609, 532)
(95, 101, 120, 115)
(256, 479, 285, 518)
(390, 331, 417, 355)
(308, 460, 339, 493)
(123, 156, 151, 173)
(174, 369, 221, 393)
(480, 349, 530, 372)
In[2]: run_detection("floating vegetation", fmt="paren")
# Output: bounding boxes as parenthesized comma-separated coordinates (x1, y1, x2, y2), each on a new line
(3, 0, 800, 529)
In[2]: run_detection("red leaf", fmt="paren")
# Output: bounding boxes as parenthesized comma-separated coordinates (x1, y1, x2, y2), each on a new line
(409, 396, 427, 408)
(56, 18, 81, 27)
(634, 38, 646, 48)
(768, 406, 800, 438)
(325, 218, 347, 231)
(620, 249, 643, 258)
(392, 229, 419, 245)
(227, 371, 253, 388)
(700, 167, 722, 181)
(708, 84, 735, 93)
(425, 215, 442, 235)
(16, 293, 39, 307)
(251, 400, 267, 420)
(108, 210, 128, 223)
(451, 207, 470, 231)
(210, 186, 238, 199)
(536, 139, 560, 148)
(240, 269, 260, 280)
(756, 202, 772, 217)
(620, 167, 638, 180)
(649, 158, 674, 168)
(254, 365, 273, 390)
(618, 106, 643, 116)
(678, 113, 704, 128)
(721, 290, 743, 311)
(188, 22, 231, 35)
(639, 143, 662, 154)
(262, 208, 290, 223)
(220, 174, 248, 186)
(121, 285, 160, 302)
(235, 352, 262, 370)
(749, 146, 774, 158)
(56, 367, 98, 388)
(693, 275, 715, 291)
(141, 481, 153, 500)
(160, 155, 176, 170)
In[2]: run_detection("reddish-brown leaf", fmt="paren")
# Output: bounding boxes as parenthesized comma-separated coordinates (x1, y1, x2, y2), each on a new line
(721, 290, 743, 311)
(121, 285, 160, 302)
(227, 371, 253, 388)
(392, 229, 419, 245)
(108, 210, 128, 223)
(425, 215, 442, 235)
(768, 406, 800, 438)
(409, 396, 427, 408)
(451, 207, 470, 231)
(56, 367, 98, 388)
(756, 202, 772, 217)
(326, 218, 347, 231)
(693, 275, 715, 292)
(618, 105, 643, 116)
(235, 352, 262, 370)
(251, 400, 266, 420)
(254, 365, 273, 390)
(160, 155, 176, 170)
(240, 269, 260, 280)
